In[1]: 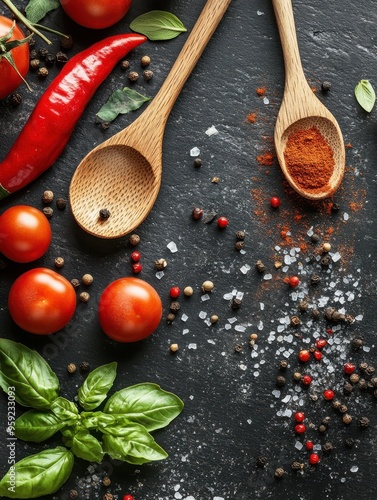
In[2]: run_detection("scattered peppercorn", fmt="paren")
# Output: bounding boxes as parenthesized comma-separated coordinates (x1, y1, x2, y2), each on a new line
(132, 262, 142, 273)
(235, 241, 245, 250)
(54, 257, 65, 268)
(358, 416, 370, 428)
(298, 349, 310, 363)
(210, 314, 219, 324)
(276, 375, 286, 387)
(166, 313, 175, 324)
(274, 467, 285, 479)
(170, 286, 181, 299)
(169, 301, 180, 313)
(42, 207, 53, 218)
(9, 93, 22, 106)
(279, 360, 288, 371)
(323, 389, 335, 401)
(130, 251, 141, 262)
(350, 373, 360, 384)
(155, 258, 167, 270)
(325, 307, 345, 322)
(342, 414, 352, 425)
(217, 216, 229, 228)
(288, 276, 300, 288)
(80, 361, 90, 372)
(56, 197, 67, 210)
(234, 344, 243, 353)
(352, 337, 364, 350)
(69, 490, 79, 499)
(60, 34, 73, 50)
(339, 404, 348, 414)
(309, 454, 320, 465)
(55, 51, 68, 67)
(321, 255, 332, 267)
(293, 372, 302, 382)
(120, 59, 130, 70)
(37, 67, 49, 79)
(102, 476, 111, 487)
(310, 274, 321, 285)
(343, 382, 353, 395)
(82, 274, 94, 286)
(71, 278, 80, 288)
(30, 58, 40, 70)
(42, 190, 54, 203)
(129, 234, 140, 246)
(99, 208, 111, 220)
(331, 202, 340, 212)
(193, 158, 202, 168)
(311, 309, 321, 320)
(321, 81, 332, 92)
(128, 71, 139, 82)
(310, 233, 320, 244)
(183, 286, 193, 296)
(322, 242, 332, 253)
(201, 280, 214, 293)
(255, 259, 265, 273)
(290, 315, 301, 327)
(256, 455, 268, 468)
(270, 196, 281, 209)
(103, 493, 113, 500)
(291, 461, 304, 471)
(231, 297, 242, 310)
(143, 69, 153, 81)
(318, 424, 328, 434)
(192, 207, 204, 220)
(45, 53, 55, 67)
(67, 363, 76, 374)
(170, 343, 179, 353)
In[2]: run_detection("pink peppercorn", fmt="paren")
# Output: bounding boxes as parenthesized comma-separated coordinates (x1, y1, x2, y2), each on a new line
(217, 216, 229, 228)
(323, 390, 335, 401)
(270, 196, 281, 209)
(309, 453, 320, 465)
(302, 375, 312, 386)
(294, 424, 306, 434)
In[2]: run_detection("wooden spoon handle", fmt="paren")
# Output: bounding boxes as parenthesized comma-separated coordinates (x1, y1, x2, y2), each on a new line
(272, 0, 308, 90)
(143, 0, 232, 122)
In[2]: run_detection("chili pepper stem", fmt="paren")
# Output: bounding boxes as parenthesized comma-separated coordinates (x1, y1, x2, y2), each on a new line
(1, 0, 51, 44)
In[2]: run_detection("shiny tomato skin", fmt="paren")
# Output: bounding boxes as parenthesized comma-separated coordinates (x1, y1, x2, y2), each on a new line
(0, 17, 29, 99)
(0, 205, 52, 263)
(60, 0, 132, 29)
(98, 277, 162, 342)
(8, 268, 76, 335)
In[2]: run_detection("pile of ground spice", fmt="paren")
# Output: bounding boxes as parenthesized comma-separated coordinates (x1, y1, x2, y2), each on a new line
(284, 126, 335, 190)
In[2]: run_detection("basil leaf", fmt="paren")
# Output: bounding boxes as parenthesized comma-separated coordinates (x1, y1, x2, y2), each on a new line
(96, 89, 150, 123)
(130, 10, 187, 41)
(0, 446, 74, 498)
(25, 0, 60, 23)
(71, 429, 104, 463)
(355, 79, 376, 112)
(81, 411, 116, 430)
(51, 397, 79, 420)
(102, 423, 168, 463)
(15, 409, 68, 442)
(0, 339, 59, 409)
(103, 383, 184, 431)
(78, 362, 117, 411)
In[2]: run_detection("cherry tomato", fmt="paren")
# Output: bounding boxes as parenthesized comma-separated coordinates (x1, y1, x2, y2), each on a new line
(0, 16, 29, 99)
(8, 268, 76, 335)
(60, 0, 132, 29)
(0, 205, 52, 263)
(98, 277, 162, 342)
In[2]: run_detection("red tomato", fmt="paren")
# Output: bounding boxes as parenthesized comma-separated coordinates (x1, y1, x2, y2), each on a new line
(60, 0, 132, 29)
(8, 268, 76, 335)
(0, 205, 52, 263)
(98, 277, 162, 342)
(0, 17, 29, 99)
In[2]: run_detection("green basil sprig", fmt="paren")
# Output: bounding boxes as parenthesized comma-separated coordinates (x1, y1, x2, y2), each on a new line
(96, 88, 151, 123)
(0, 339, 59, 409)
(0, 341, 184, 498)
(130, 10, 187, 41)
(0, 447, 74, 499)
(355, 79, 376, 112)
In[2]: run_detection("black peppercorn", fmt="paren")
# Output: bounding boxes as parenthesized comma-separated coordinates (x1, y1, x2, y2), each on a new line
(120, 59, 130, 70)
(322, 416, 331, 426)
(42, 206, 53, 218)
(311, 309, 321, 320)
(170, 301, 181, 313)
(56, 198, 67, 210)
(322, 442, 333, 454)
(358, 379, 368, 390)
(80, 361, 90, 372)
(255, 259, 265, 273)
(234, 344, 243, 353)
(359, 362, 368, 372)
(256, 455, 268, 468)
(332, 399, 341, 410)
(10, 93, 22, 106)
(37, 67, 49, 79)
(276, 375, 286, 387)
(30, 58, 40, 70)
(274, 467, 285, 478)
(143, 69, 153, 81)
(231, 297, 242, 310)
(344, 438, 354, 448)
(193, 158, 202, 168)
(290, 315, 301, 327)
(236, 230, 245, 240)
(38, 47, 49, 60)
(235, 241, 245, 251)
(99, 208, 111, 220)
(166, 313, 175, 324)
(128, 71, 139, 82)
(325, 307, 345, 322)
(298, 299, 309, 312)
(321, 81, 332, 92)
(310, 233, 320, 244)
(45, 53, 56, 67)
(358, 416, 370, 428)
(291, 461, 304, 471)
(70, 278, 80, 288)
(321, 255, 331, 267)
(343, 382, 353, 395)
(69, 490, 79, 499)
(339, 404, 348, 414)
(366, 365, 375, 376)
(310, 274, 321, 285)
(331, 202, 340, 212)
(318, 424, 327, 433)
(29, 48, 38, 59)
(55, 51, 68, 67)
(279, 360, 288, 371)
(60, 34, 74, 50)
(192, 207, 203, 220)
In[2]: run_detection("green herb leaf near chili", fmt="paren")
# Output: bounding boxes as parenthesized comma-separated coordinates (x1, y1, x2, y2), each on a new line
(355, 79, 376, 112)
(78, 362, 117, 410)
(103, 382, 184, 431)
(96, 88, 151, 123)
(129, 10, 187, 41)
(0, 339, 59, 409)
(0, 447, 74, 499)
(25, 0, 60, 23)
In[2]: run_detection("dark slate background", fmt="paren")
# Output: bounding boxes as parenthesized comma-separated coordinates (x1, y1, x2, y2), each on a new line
(1, 1, 377, 499)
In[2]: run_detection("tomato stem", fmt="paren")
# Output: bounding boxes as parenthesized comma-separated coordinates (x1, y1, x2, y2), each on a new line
(1, 0, 52, 44)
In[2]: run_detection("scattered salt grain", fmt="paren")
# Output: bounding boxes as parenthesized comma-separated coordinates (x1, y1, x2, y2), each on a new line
(257, 10, 264, 15)
(181, 314, 188, 322)
(263, 97, 269, 105)
(190, 147, 200, 157)
(263, 274, 272, 280)
(207, 339, 215, 345)
(240, 265, 250, 274)
(183, 329, 189, 335)
(167, 241, 178, 253)
(205, 125, 218, 136)
(350, 465, 359, 473)
(235, 325, 246, 332)
(343, 212, 349, 221)
(155, 271, 164, 279)
(223, 292, 233, 300)
(228, 317, 238, 324)
(188, 343, 197, 350)
(295, 441, 304, 451)
(199, 311, 207, 319)
(201, 294, 210, 302)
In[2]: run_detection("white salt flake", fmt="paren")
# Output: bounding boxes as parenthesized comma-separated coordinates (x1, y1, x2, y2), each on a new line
(295, 441, 304, 451)
(257, 321, 264, 331)
(263, 97, 269, 104)
(167, 241, 178, 253)
(223, 292, 233, 300)
(260, 302, 265, 310)
(282, 395, 291, 403)
(183, 328, 189, 335)
(235, 325, 246, 332)
(263, 274, 272, 280)
(199, 311, 207, 319)
(181, 314, 188, 322)
(190, 147, 200, 157)
(225, 324, 232, 330)
(350, 465, 359, 473)
(207, 339, 215, 345)
(228, 317, 238, 324)
(205, 125, 218, 136)
(201, 293, 210, 302)
(236, 291, 244, 300)
(155, 271, 164, 279)
(240, 265, 250, 274)
(188, 343, 197, 350)
(257, 10, 264, 15)
(272, 390, 281, 398)
(343, 212, 349, 221)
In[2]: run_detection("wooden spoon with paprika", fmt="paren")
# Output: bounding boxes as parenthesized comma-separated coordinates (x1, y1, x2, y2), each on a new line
(69, 0, 231, 239)
(272, 0, 345, 200)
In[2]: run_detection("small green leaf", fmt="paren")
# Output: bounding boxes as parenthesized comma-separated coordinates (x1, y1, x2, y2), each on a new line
(96, 88, 150, 123)
(25, 0, 60, 23)
(15, 410, 68, 442)
(103, 383, 184, 431)
(0, 339, 59, 409)
(78, 362, 117, 411)
(50, 397, 79, 421)
(102, 423, 168, 463)
(130, 10, 187, 41)
(355, 79, 376, 112)
(71, 429, 104, 463)
(0, 447, 74, 498)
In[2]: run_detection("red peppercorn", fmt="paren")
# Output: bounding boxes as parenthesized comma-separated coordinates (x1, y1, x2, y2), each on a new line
(344, 363, 355, 375)
(169, 286, 181, 299)
(295, 412, 305, 423)
(294, 423, 306, 434)
(270, 196, 281, 209)
(132, 262, 142, 273)
(326, 328, 333, 335)
(217, 216, 229, 228)
(288, 276, 300, 287)
(313, 350, 322, 361)
(315, 338, 327, 349)
(323, 389, 335, 401)
(298, 349, 310, 363)
(302, 375, 312, 386)
(309, 453, 320, 465)
(130, 251, 141, 262)
(123, 495, 135, 500)
(305, 440, 314, 451)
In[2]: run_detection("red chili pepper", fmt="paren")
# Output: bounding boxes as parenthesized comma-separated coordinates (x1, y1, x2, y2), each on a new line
(0, 33, 146, 199)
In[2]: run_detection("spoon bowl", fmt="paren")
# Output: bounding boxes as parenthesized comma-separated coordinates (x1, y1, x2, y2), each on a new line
(69, 0, 232, 239)
(272, 0, 345, 200)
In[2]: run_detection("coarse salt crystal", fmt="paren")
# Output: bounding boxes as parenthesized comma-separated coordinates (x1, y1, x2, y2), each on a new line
(155, 271, 164, 279)
(228, 317, 238, 324)
(199, 311, 207, 319)
(205, 125, 218, 136)
(350, 465, 359, 473)
(260, 302, 265, 310)
(223, 292, 233, 300)
(190, 147, 200, 157)
(183, 329, 189, 335)
(188, 343, 197, 349)
(257, 10, 264, 15)
(181, 314, 188, 322)
(343, 212, 349, 221)
(225, 324, 232, 330)
(263, 274, 272, 280)
(272, 390, 281, 398)
(235, 325, 246, 332)
(257, 321, 263, 330)
(263, 97, 269, 104)
(167, 241, 178, 253)
(240, 265, 250, 274)
(201, 294, 210, 302)
(207, 339, 215, 345)
(295, 441, 303, 450)
(236, 291, 244, 300)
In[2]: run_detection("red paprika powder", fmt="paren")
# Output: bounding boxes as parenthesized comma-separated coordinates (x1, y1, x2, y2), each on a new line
(284, 126, 334, 190)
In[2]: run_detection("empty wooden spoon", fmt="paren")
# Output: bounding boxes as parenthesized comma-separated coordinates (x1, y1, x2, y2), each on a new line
(272, 0, 345, 200)
(69, 0, 231, 238)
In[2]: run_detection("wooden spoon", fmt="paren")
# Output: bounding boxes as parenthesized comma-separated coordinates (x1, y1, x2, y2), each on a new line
(69, 0, 231, 238)
(272, 0, 345, 200)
